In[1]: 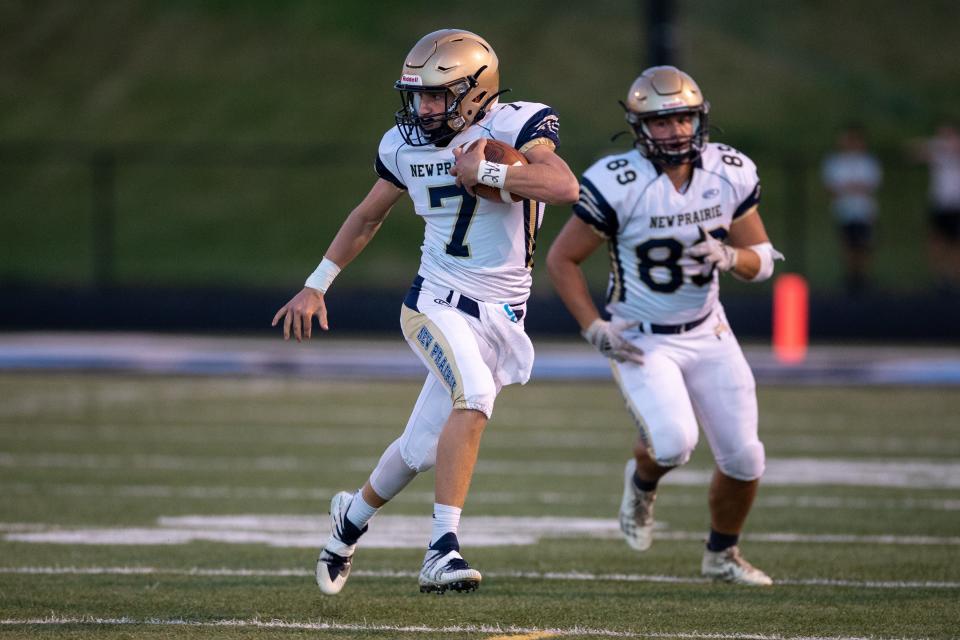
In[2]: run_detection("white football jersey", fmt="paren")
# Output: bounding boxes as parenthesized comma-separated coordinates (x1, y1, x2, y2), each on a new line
(376, 101, 561, 304)
(574, 143, 761, 324)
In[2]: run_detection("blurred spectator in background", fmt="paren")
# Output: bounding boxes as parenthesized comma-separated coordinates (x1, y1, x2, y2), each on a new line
(910, 122, 960, 294)
(821, 125, 883, 294)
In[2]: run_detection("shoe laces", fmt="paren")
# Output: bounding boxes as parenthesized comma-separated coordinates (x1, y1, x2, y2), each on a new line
(630, 489, 655, 519)
(720, 546, 757, 571)
(321, 549, 350, 569)
(444, 557, 470, 571)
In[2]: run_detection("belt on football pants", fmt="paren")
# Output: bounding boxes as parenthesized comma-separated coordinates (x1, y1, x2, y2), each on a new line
(638, 312, 711, 335)
(405, 275, 525, 322)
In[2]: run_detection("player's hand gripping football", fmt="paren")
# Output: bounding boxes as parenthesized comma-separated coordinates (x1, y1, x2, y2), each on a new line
(582, 318, 644, 364)
(450, 137, 486, 195)
(272, 287, 328, 342)
(686, 226, 738, 275)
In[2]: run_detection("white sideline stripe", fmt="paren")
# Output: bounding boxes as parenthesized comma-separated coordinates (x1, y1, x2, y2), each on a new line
(3, 514, 959, 548)
(2, 566, 959, 590)
(9, 424, 956, 457)
(0, 616, 942, 640)
(3, 453, 959, 488)
(375, 457, 960, 489)
(5, 482, 960, 511)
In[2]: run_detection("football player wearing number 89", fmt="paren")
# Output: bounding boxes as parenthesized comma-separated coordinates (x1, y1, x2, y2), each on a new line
(546, 66, 783, 586)
(272, 29, 577, 595)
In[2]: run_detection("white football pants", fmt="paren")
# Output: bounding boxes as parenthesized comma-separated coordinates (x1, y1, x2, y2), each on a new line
(393, 277, 534, 472)
(610, 306, 765, 481)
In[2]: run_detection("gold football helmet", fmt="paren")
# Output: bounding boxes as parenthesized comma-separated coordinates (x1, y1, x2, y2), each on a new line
(623, 66, 710, 165)
(394, 29, 501, 146)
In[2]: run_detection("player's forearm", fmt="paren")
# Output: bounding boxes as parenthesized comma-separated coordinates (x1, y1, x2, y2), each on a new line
(320, 179, 400, 270)
(504, 162, 579, 205)
(726, 208, 780, 282)
(324, 210, 386, 269)
(730, 246, 761, 281)
(546, 257, 601, 331)
(727, 242, 783, 283)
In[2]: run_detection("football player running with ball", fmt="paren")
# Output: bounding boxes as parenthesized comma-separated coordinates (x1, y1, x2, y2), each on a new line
(273, 29, 577, 595)
(547, 66, 782, 586)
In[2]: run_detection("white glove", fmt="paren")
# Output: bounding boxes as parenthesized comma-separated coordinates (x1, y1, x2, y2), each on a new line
(686, 228, 738, 275)
(582, 318, 644, 364)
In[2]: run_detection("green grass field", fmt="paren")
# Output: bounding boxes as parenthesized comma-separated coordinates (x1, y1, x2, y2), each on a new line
(1, 373, 958, 638)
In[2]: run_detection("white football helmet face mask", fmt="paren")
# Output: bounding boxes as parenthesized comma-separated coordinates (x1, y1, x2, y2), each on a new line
(395, 29, 501, 147)
(623, 66, 710, 166)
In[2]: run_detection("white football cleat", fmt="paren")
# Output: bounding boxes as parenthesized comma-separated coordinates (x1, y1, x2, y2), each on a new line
(315, 491, 367, 595)
(418, 532, 482, 594)
(619, 458, 656, 551)
(701, 545, 773, 586)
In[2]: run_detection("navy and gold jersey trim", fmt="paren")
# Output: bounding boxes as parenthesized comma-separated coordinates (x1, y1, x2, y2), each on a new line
(733, 182, 761, 219)
(606, 236, 626, 303)
(515, 107, 561, 151)
(375, 156, 407, 190)
(573, 177, 619, 238)
(522, 199, 540, 268)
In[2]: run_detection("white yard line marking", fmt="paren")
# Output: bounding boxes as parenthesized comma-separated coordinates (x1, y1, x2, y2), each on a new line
(2, 482, 337, 501)
(3, 515, 958, 548)
(2, 566, 958, 590)
(4, 481, 960, 511)
(0, 615, 939, 639)
(0, 452, 312, 472)
(372, 457, 960, 489)
(7, 481, 960, 510)
(4, 422, 959, 456)
(3, 453, 959, 488)
(0, 428, 630, 452)
(754, 495, 960, 511)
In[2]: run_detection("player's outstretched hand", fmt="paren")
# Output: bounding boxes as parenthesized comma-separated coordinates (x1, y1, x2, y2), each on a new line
(582, 318, 644, 364)
(272, 287, 328, 342)
(686, 226, 737, 275)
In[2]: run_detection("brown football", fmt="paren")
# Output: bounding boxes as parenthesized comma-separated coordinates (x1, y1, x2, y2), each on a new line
(466, 138, 528, 202)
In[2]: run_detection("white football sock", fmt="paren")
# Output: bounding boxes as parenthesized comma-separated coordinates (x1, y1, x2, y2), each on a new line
(345, 490, 378, 530)
(430, 503, 462, 547)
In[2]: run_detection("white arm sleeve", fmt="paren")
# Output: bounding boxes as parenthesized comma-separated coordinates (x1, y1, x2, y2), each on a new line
(734, 242, 784, 282)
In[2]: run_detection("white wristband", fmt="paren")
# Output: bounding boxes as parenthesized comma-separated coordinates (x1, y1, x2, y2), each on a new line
(732, 242, 784, 282)
(477, 160, 509, 188)
(304, 257, 341, 293)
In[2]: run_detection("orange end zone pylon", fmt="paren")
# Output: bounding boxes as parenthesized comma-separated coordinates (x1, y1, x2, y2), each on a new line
(773, 273, 809, 364)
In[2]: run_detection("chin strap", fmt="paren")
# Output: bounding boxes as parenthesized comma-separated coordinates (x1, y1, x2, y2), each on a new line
(610, 130, 631, 143)
(473, 88, 511, 124)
